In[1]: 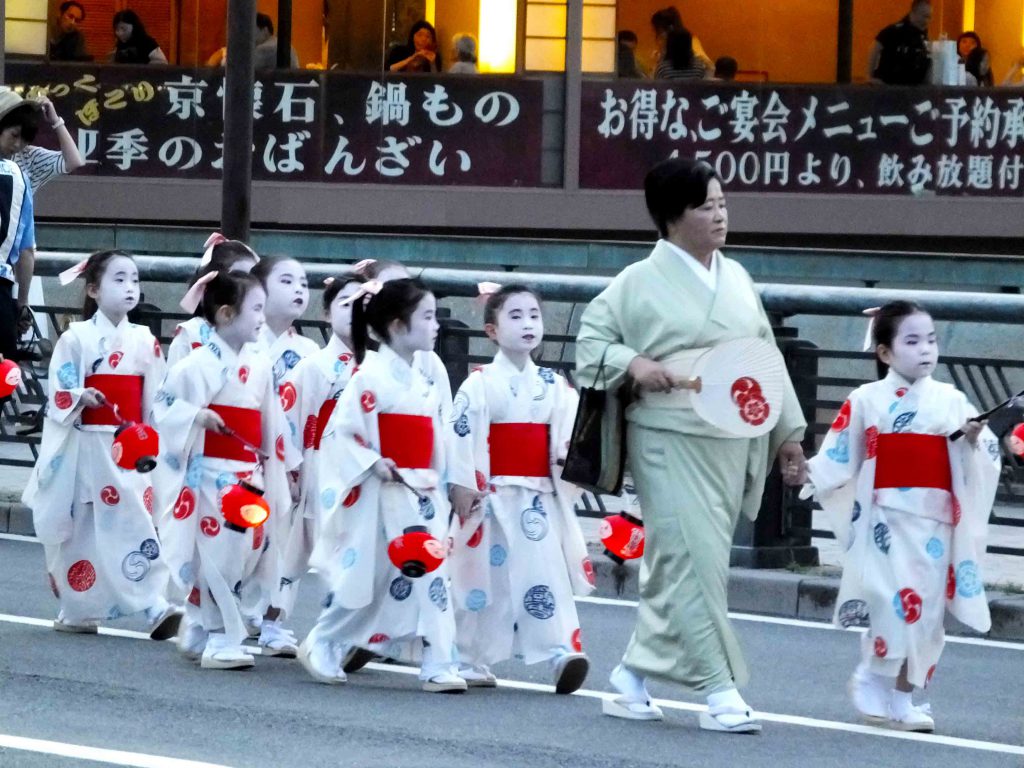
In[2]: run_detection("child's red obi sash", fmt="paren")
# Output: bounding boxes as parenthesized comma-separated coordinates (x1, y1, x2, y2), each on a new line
(81, 374, 143, 425)
(874, 433, 952, 492)
(379, 413, 433, 469)
(205, 405, 262, 462)
(313, 399, 336, 451)
(489, 423, 551, 478)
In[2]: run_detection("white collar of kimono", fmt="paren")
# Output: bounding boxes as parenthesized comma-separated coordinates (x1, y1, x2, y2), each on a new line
(324, 334, 352, 358)
(259, 325, 295, 346)
(377, 341, 412, 373)
(207, 329, 242, 367)
(884, 368, 932, 391)
(493, 348, 536, 376)
(92, 309, 130, 333)
(660, 239, 719, 292)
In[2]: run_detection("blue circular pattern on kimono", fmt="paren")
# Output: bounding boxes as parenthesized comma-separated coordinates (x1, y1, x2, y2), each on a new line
(454, 416, 470, 437)
(139, 538, 160, 560)
(321, 487, 338, 510)
(282, 350, 301, 370)
(489, 544, 507, 567)
(57, 362, 79, 389)
(208, 342, 222, 359)
(523, 585, 555, 620)
(851, 502, 861, 522)
(341, 548, 358, 569)
(200, 323, 212, 343)
(826, 431, 850, 463)
(429, 577, 448, 611)
(390, 576, 413, 601)
(837, 599, 870, 628)
(122, 551, 151, 582)
(466, 589, 487, 612)
(216, 473, 235, 491)
(185, 457, 203, 488)
(322, 591, 334, 609)
(925, 537, 944, 559)
(179, 563, 194, 584)
(49, 455, 64, 473)
(956, 560, 983, 598)
(873, 523, 891, 554)
(419, 495, 436, 520)
(521, 497, 548, 541)
(891, 591, 907, 621)
(537, 367, 555, 384)
(165, 455, 181, 471)
(893, 411, 917, 433)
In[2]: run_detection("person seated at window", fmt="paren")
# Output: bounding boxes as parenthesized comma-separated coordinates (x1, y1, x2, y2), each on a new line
(655, 28, 709, 80)
(110, 10, 167, 64)
(449, 33, 478, 74)
(50, 1, 91, 62)
(254, 13, 300, 70)
(650, 7, 712, 75)
(957, 32, 992, 86)
(714, 56, 737, 81)
(1001, 54, 1024, 87)
(387, 21, 442, 73)
(868, 0, 931, 85)
(617, 30, 646, 78)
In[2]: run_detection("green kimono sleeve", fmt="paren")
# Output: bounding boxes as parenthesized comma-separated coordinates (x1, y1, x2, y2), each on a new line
(575, 280, 639, 391)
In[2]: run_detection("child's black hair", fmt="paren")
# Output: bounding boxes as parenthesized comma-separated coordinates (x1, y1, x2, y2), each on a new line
(869, 300, 929, 379)
(322, 274, 366, 311)
(200, 272, 263, 326)
(352, 278, 431, 364)
(81, 249, 135, 320)
(250, 254, 301, 288)
(482, 284, 542, 328)
(186, 240, 258, 316)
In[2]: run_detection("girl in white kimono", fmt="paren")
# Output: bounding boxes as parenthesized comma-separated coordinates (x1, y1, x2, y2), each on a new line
(166, 237, 258, 367)
(805, 301, 1000, 733)
(153, 272, 297, 669)
(299, 278, 465, 693)
(23, 250, 181, 639)
(277, 274, 365, 619)
(245, 255, 318, 654)
(448, 284, 594, 694)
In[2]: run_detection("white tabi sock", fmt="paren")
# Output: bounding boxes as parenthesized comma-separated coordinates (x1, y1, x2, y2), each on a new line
(891, 690, 915, 718)
(707, 686, 748, 712)
(610, 663, 650, 702)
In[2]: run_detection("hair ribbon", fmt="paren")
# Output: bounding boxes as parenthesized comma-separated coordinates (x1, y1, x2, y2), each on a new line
(58, 257, 90, 286)
(351, 259, 377, 276)
(862, 306, 881, 352)
(180, 270, 220, 313)
(340, 279, 383, 307)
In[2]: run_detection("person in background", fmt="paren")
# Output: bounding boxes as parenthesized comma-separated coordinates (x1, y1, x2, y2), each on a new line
(1002, 54, 1024, 86)
(655, 28, 710, 81)
(650, 7, 713, 75)
(49, 1, 90, 62)
(110, 10, 168, 65)
(714, 56, 738, 81)
(387, 21, 442, 73)
(449, 34, 479, 74)
(255, 13, 300, 70)
(4, 92, 86, 194)
(617, 30, 646, 79)
(957, 32, 993, 86)
(868, 0, 931, 85)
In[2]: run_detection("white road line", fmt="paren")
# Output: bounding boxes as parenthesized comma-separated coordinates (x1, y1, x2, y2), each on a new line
(0, 734, 232, 768)
(2, 612, 1022, 758)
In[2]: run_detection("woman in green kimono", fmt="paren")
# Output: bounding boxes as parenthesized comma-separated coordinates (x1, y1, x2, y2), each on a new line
(576, 159, 807, 733)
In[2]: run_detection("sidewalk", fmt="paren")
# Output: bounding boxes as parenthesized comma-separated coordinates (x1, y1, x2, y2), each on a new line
(3, 460, 1023, 642)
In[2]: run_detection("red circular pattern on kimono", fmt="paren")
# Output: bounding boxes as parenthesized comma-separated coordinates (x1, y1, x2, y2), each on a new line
(339, 353, 353, 364)
(48, 573, 60, 598)
(467, 524, 484, 548)
(895, 387, 908, 398)
(67, 560, 97, 592)
(173, 487, 196, 520)
(730, 377, 762, 405)
(360, 391, 377, 413)
(865, 427, 879, 459)
(200, 516, 221, 537)
(368, 633, 390, 644)
(100, 485, 120, 506)
(897, 588, 922, 624)
(582, 558, 596, 586)
(188, 587, 201, 607)
(571, 628, 583, 653)
(832, 400, 852, 431)
(252, 523, 265, 551)
(739, 396, 770, 427)
(275, 435, 286, 461)
(343, 486, 361, 508)
(191, 342, 202, 350)
(143, 486, 154, 515)
(279, 382, 297, 411)
(54, 391, 73, 410)
(475, 471, 488, 492)
(873, 636, 888, 658)
(303, 415, 318, 450)
(925, 665, 937, 687)
(238, 366, 250, 384)
(951, 497, 962, 527)
(108, 352, 123, 369)
(946, 565, 956, 600)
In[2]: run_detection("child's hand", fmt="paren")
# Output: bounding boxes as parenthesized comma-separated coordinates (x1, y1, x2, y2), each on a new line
(450, 484, 485, 522)
(372, 457, 399, 481)
(197, 408, 226, 432)
(80, 388, 105, 408)
(778, 441, 808, 485)
(959, 419, 985, 446)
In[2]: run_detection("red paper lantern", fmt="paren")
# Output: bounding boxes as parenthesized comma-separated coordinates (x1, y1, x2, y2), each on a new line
(112, 422, 160, 472)
(1010, 423, 1024, 457)
(220, 480, 271, 530)
(599, 512, 645, 563)
(387, 525, 445, 578)
(0, 359, 21, 398)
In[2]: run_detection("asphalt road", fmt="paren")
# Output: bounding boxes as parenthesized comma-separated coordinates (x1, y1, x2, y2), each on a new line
(1, 535, 1022, 768)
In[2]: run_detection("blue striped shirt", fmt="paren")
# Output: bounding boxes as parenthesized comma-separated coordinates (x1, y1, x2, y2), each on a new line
(0, 158, 35, 283)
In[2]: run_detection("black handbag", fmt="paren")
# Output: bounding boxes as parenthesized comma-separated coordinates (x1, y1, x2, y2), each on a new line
(562, 346, 628, 496)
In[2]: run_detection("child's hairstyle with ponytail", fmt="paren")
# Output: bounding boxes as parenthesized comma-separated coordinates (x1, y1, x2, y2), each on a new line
(199, 272, 263, 326)
(322, 274, 366, 311)
(81, 249, 135, 320)
(186, 241, 258, 317)
(868, 300, 929, 379)
(351, 278, 431, 364)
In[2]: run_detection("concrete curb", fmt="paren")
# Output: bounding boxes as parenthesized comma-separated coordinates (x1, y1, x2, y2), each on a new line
(5, 500, 1023, 642)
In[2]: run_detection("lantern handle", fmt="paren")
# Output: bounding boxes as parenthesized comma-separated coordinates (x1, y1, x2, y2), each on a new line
(221, 426, 271, 461)
(94, 392, 130, 427)
(389, 467, 430, 504)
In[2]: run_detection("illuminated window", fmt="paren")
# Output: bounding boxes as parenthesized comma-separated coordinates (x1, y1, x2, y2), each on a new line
(523, 0, 615, 73)
(479, 0, 519, 73)
(582, 0, 615, 73)
(6, 0, 48, 56)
